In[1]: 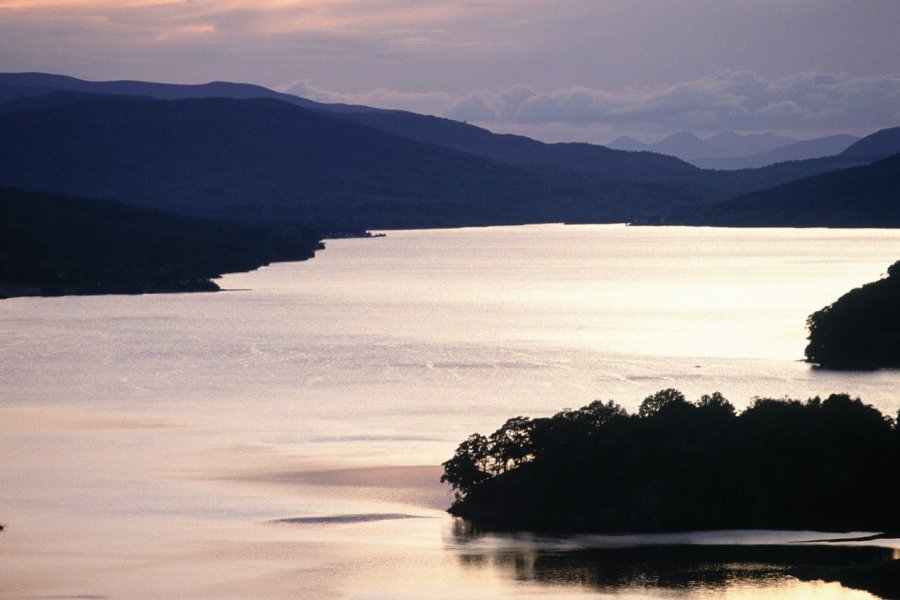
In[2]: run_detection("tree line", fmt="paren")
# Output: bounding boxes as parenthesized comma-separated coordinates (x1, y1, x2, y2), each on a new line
(443, 389, 900, 533)
(805, 259, 900, 369)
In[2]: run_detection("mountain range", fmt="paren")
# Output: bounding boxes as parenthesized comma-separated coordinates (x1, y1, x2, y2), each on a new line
(608, 131, 796, 161)
(0, 72, 898, 232)
(690, 135, 861, 170)
(608, 131, 861, 170)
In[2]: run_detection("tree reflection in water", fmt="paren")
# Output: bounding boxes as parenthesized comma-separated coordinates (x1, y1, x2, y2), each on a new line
(449, 519, 898, 596)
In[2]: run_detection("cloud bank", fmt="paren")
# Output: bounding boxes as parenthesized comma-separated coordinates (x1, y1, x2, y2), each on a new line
(443, 71, 900, 134)
(277, 70, 900, 142)
(3, 2, 898, 141)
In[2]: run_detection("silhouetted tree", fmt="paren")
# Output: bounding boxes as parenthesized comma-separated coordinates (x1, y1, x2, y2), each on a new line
(805, 259, 900, 369)
(573, 399, 628, 428)
(443, 389, 900, 533)
(441, 433, 491, 500)
(488, 416, 535, 474)
(696, 391, 736, 420)
(638, 388, 687, 418)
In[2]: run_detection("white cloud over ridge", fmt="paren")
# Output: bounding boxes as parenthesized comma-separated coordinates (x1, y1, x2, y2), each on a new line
(442, 71, 900, 134)
(3, 0, 898, 142)
(280, 70, 899, 141)
(279, 78, 457, 114)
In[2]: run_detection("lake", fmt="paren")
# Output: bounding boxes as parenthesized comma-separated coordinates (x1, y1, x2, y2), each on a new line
(2, 224, 899, 599)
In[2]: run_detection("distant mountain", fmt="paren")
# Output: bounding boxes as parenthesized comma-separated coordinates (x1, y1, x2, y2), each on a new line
(339, 110, 700, 182)
(0, 187, 320, 298)
(0, 93, 683, 230)
(0, 74, 740, 230)
(283, 116, 898, 205)
(0, 71, 378, 114)
(692, 134, 860, 170)
(673, 153, 900, 227)
(4, 72, 838, 200)
(687, 126, 900, 211)
(608, 131, 714, 160)
(0, 73, 701, 185)
(2, 72, 898, 230)
(608, 131, 796, 162)
(705, 131, 798, 157)
(604, 136, 645, 152)
(841, 126, 900, 160)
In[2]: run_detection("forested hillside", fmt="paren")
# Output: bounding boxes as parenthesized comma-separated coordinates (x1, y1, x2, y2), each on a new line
(0, 188, 320, 298)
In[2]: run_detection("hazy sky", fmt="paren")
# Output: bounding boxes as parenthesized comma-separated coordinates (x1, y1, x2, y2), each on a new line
(2, 0, 899, 142)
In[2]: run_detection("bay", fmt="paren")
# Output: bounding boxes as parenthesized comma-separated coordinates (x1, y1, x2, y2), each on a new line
(2, 224, 899, 599)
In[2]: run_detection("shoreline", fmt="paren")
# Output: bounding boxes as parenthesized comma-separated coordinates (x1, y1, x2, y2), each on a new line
(0, 279, 221, 300)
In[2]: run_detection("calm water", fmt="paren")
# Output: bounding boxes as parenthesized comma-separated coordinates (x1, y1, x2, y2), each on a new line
(2, 224, 900, 599)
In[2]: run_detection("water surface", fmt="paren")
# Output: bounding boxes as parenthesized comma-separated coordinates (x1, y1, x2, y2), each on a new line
(2, 224, 899, 599)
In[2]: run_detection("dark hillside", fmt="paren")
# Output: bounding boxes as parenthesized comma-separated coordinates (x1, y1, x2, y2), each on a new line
(0, 71, 345, 112)
(0, 95, 634, 231)
(670, 153, 900, 227)
(0, 73, 705, 182)
(0, 187, 319, 298)
(2, 73, 899, 230)
(637, 126, 900, 215)
(4, 72, 875, 207)
(0, 74, 717, 210)
(340, 111, 900, 208)
(841, 126, 900, 160)
(341, 110, 700, 181)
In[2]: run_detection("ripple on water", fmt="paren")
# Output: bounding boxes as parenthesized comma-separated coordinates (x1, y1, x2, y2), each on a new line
(271, 513, 428, 525)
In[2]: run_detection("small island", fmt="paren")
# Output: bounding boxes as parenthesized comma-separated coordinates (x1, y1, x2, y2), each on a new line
(442, 389, 899, 533)
(806, 259, 900, 369)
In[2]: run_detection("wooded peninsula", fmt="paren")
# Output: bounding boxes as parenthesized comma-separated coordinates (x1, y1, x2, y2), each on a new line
(442, 389, 900, 533)
(806, 259, 900, 369)
(0, 188, 322, 298)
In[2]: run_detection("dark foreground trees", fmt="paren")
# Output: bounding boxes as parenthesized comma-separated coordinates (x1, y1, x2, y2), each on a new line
(805, 259, 900, 369)
(442, 389, 900, 533)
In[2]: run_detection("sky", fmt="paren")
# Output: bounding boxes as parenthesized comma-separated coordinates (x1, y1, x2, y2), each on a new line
(2, 0, 899, 143)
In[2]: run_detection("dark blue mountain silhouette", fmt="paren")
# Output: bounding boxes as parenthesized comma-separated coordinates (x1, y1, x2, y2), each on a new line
(0, 94, 654, 230)
(2, 73, 898, 229)
(0, 187, 319, 298)
(673, 152, 900, 227)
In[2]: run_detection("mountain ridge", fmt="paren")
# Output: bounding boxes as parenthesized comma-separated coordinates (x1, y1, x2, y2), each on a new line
(671, 153, 900, 227)
(691, 134, 860, 170)
(0, 94, 653, 230)
(608, 131, 797, 162)
(2, 72, 899, 230)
